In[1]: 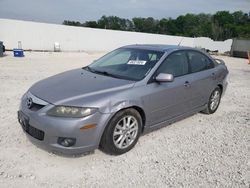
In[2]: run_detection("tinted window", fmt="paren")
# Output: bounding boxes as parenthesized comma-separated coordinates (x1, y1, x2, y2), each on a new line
(157, 51, 189, 77)
(187, 51, 214, 73)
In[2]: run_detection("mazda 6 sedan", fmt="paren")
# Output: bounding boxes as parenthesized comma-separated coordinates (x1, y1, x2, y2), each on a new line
(18, 45, 228, 155)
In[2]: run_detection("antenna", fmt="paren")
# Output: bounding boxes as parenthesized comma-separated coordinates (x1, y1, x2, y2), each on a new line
(178, 38, 184, 46)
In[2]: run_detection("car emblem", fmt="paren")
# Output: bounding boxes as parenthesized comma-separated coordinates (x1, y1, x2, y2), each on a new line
(26, 97, 33, 109)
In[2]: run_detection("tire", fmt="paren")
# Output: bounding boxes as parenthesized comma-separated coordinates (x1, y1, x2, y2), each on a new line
(100, 108, 142, 155)
(202, 87, 222, 114)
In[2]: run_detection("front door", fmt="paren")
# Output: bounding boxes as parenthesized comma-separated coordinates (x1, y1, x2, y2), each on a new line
(143, 51, 192, 126)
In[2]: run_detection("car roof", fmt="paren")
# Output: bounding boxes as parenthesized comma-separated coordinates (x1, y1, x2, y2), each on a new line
(121, 44, 194, 52)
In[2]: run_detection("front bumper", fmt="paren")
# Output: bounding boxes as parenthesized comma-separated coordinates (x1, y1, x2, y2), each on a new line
(221, 75, 228, 97)
(18, 93, 112, 155)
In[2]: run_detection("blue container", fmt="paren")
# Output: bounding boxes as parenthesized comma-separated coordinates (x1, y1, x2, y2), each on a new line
(13, 49, 24, 57)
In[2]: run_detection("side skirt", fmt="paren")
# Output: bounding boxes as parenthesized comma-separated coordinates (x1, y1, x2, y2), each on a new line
(142, 104, 207, 134)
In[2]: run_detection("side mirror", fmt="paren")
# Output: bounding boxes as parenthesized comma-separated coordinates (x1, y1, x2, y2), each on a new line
(155, 73, 174, 82)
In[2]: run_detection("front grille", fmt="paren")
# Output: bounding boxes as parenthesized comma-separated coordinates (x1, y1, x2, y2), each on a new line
(18, 111, 45, 141)
(22, 122, 45, 141)
(26, 124, 45, 141)
(29, 103, 45, 111)
(25, 92, 47, 112)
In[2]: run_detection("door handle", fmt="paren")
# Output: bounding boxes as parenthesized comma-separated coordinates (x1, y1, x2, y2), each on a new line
(211, 72, 216, 80)
(184, 81, 191, 87)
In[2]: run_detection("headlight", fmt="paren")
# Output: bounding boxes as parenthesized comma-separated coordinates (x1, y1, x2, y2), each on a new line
(47, 106, 98, 118)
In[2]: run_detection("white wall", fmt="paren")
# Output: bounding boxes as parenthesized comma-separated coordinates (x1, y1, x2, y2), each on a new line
(194, 37, 232, 53)
(0, 19, 232, 53)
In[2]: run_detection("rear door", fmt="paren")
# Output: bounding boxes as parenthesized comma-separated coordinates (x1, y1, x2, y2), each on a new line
(186, 50, 217, 108)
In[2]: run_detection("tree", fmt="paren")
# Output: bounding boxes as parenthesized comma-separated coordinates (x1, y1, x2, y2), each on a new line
(132, 17, 159, 33)
(62, 20, 81, 27)
(63, 11, 250, 40)
(84, 21, 98, 28)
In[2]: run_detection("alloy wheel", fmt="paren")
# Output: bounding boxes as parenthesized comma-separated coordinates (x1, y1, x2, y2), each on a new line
(210, 90, 221, 111)
(113, 115, 139, 149)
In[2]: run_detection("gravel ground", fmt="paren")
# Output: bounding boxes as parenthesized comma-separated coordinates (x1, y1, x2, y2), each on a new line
(0, 52, 249, 188)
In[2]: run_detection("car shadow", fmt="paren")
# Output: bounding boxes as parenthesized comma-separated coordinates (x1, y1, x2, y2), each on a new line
(48, 150, 96, 158)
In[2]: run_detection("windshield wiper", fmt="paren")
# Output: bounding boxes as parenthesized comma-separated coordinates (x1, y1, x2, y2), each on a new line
(83, 66, 138, 80)
(83, 66, 122, 79)
(83, 66, 95, 73)
(93, 70, 122, 79)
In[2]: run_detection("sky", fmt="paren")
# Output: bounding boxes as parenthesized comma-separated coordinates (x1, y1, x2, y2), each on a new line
(0, 0, 249, 24)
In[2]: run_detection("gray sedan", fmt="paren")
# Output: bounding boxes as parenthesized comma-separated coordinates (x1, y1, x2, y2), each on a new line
(18, 45, 228, 155)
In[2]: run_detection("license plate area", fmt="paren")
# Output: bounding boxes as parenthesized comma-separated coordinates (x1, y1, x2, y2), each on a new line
(18, 111, 29, 131)
(18, 111, 45, 141)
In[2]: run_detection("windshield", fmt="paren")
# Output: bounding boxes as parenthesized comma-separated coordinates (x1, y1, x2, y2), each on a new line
(87, 48, 164, 81)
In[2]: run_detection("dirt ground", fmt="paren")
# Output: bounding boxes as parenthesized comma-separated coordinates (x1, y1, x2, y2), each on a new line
(0, 51, 249, 188)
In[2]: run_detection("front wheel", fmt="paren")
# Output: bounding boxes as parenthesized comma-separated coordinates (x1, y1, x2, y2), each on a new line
(100, 108, 142, 155)
(202, 87, 222, 114)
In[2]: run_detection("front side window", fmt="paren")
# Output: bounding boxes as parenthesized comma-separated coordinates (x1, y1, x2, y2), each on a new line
(88, 48, 164, 81)
(156, 51, 189, 77)
(187, 51, 214, 73)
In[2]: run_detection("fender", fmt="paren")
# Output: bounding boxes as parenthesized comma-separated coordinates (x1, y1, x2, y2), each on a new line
(99, 99, 144, 114)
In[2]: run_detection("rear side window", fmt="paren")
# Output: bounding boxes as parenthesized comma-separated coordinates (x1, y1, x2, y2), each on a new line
(187, 51, 214, 73)
(157, 51, 189, 77)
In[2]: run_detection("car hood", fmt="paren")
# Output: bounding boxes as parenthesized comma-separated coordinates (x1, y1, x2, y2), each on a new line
(29, 69, 135, 104)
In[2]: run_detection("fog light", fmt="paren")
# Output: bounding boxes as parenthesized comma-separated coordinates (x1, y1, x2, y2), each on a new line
(58, 137, 76, 147)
